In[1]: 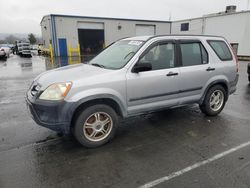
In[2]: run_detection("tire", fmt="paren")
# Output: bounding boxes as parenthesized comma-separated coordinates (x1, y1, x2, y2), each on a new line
(73, 104, 118, 148)
(200, 85, 226, 116)
(248, 75, 250, 83)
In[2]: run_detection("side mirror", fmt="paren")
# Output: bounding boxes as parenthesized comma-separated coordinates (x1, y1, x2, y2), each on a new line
(132, 62, 152, 73)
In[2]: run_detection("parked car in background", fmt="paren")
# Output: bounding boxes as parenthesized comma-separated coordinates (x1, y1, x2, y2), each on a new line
(17, 42, 32, 57)
(0, 47, 7, 59)
(30, 44, 38, 55)
(0, 45, 12, 58)
(26, 35, 239, 148)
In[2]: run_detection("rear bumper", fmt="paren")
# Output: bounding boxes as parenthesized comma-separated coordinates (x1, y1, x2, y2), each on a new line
(26, 95, 73, 134)
(229, 73, 239, 94)
(0, 52, 6, 57)
(22, 51, 31, 55)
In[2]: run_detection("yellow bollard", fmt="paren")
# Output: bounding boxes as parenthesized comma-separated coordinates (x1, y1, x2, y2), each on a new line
(67, 44, 82, 64)
(78, 43, 82, 62)
(49, 44, 53, 58)
(68, 44, 72, 57)
(77, 44, 81, 57)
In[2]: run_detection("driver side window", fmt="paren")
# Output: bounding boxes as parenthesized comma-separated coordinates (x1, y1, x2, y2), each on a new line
(139, 42, 175, 71)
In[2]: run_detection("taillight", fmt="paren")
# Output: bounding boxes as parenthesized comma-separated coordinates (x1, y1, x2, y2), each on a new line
(229, 44, 239, 73)
(0, 49, 4, 51)
(234, 53, 239, 73)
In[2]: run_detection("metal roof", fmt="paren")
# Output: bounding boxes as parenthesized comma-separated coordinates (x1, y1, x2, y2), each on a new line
(174, 10, 250, 22)
(40, 14, 171, 24)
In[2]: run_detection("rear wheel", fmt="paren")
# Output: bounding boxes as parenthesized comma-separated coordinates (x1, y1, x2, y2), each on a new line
(73, 104, 118, 148)
(200, 85, 226, 116)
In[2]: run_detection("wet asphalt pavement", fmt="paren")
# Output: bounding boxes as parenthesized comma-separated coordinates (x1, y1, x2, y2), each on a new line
(0, 55, 250, 188)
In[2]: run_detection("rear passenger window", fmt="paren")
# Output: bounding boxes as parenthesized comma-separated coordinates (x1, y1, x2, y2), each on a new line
(180, 42, 208, 66)
(208, 40, 232, 61)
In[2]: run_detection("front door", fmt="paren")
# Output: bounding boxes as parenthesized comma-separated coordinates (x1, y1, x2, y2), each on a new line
(126, 41, 181, 115)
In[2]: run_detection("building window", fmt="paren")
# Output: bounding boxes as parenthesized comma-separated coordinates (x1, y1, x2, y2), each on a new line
(181, 23, 189, 31)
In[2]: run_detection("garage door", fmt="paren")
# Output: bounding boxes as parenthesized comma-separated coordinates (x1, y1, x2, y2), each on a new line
(77, 22, 105, 60)
(136, 25, 156, 36)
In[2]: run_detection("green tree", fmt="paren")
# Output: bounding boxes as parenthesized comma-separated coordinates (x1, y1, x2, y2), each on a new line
(28, 33, 37, 44)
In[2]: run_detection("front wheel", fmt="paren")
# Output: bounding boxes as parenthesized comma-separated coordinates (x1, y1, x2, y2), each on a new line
(73, 104, 118, 148)
(200, 85, 226, 116)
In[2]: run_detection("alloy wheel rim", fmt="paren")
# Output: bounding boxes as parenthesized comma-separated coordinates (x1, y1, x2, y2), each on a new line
(209, 90, 224, 112)
(83, 112, 113, 142)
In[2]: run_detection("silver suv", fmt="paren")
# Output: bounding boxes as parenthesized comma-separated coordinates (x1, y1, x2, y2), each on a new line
(26, 35, 239, 147)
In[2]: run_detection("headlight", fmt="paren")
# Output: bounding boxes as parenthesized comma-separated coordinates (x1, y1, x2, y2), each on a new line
(39, 82, 72, 100)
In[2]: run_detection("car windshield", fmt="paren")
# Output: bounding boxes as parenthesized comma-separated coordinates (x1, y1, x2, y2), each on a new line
(89, 40, 144, 69)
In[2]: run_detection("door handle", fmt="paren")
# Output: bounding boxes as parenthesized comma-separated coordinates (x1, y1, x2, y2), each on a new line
(206, 67, 215, 71)
(166, 72, 178, 76)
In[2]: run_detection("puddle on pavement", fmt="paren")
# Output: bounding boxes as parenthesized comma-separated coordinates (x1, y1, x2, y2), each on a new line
(0, 55, 95, 78)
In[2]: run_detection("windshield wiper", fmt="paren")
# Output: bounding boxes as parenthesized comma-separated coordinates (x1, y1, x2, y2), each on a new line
(91, 63, 106, 68)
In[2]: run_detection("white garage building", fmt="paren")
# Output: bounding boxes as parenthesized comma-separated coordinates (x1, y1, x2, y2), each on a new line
(171, 6, 250, 59)
(40, 14, 171, 57)
(41, 6, 250, 59)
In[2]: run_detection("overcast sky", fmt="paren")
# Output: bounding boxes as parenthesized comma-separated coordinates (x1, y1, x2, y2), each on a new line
(0, 0, 249, 35)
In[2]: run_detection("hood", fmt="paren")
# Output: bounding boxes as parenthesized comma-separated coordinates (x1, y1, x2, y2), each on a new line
(36, 64, 112, 89)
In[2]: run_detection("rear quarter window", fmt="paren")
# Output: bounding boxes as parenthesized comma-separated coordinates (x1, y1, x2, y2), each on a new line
(207, 40, 232, 61)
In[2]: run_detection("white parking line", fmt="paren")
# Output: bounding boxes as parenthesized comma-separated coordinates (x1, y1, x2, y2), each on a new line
(139, 141, 250, 188)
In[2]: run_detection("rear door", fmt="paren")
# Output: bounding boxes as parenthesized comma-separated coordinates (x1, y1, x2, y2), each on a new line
(177, 40, 216, 103)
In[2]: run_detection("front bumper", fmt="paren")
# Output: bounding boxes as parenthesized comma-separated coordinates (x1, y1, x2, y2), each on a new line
(26, 94, 73, 134)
